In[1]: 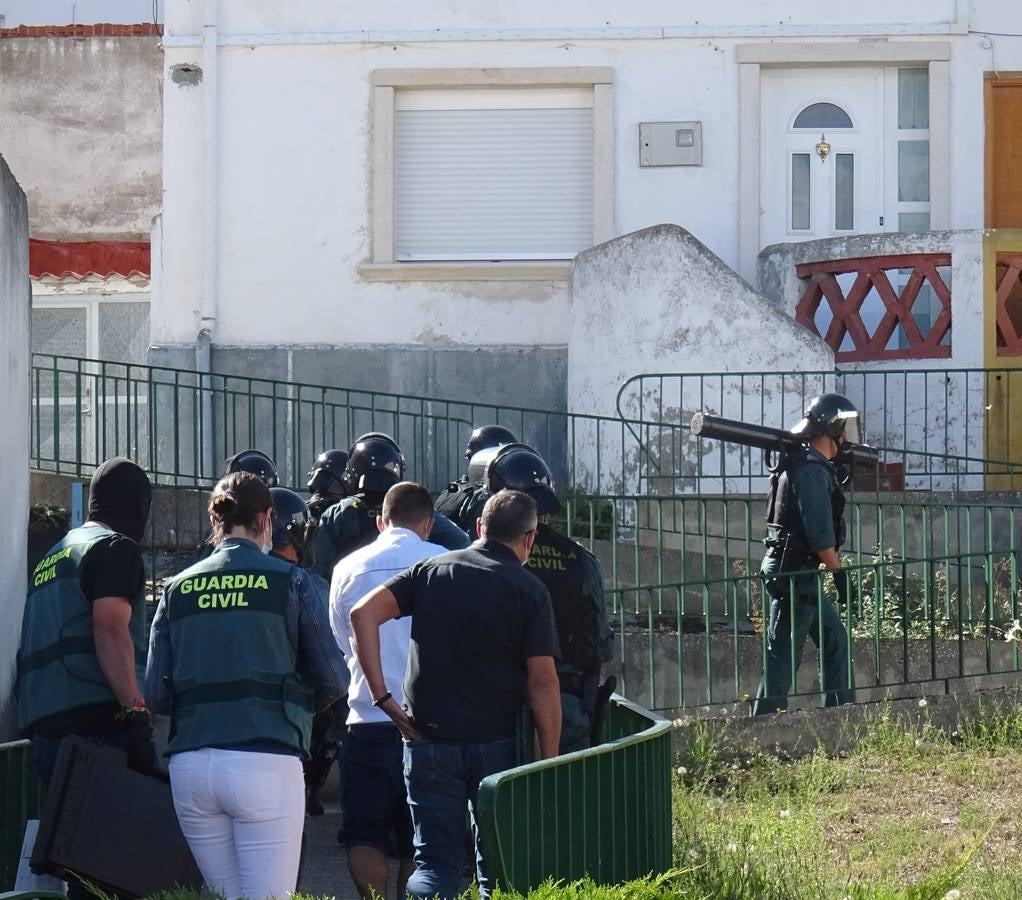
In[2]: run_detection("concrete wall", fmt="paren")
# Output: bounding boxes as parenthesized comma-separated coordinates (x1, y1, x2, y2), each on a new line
(567, 225, 834, 492)
(0, 35, 162, 240)
(614, 629, 1022, 713)
(0, 158, 30, 738)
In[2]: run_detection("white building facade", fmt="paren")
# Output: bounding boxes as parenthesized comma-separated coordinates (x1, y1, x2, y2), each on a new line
(153, 1, 1022, 416)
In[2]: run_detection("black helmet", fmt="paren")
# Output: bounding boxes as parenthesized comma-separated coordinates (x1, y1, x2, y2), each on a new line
(224, 449, 278, 486)
(307, 449, 349, 498)
(270, 487, 310, 551)
(343, 432, 406, 497)
(486, 443, 561, 515)
(791, 394, 861, 444)
(465, 425, 518, 461)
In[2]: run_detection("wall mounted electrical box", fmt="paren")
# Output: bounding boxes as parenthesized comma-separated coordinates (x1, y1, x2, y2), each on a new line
(639, 121, 703, 166)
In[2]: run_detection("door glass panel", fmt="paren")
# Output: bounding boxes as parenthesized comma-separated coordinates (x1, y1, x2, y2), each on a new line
(32, 307, 87, 356)
(835, 153, 854, 231)
(98, 302, 150, 366)
(791, 153, 811, 230)
(898, 68, 929, 129)
(898, 212, 930, 232)
(793, 102, 853, 129)
(898, 140, 930, 201)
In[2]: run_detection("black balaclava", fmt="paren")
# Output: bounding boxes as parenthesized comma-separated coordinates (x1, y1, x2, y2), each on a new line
(87, 457, 153, 544)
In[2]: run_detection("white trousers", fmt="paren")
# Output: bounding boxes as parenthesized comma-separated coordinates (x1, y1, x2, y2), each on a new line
(169, 748, 305, 900)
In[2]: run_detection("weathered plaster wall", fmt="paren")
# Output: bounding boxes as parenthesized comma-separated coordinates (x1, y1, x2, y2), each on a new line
(0, 157, 30, 738)
(568, 224, 834, 492)
(0, 35, 162, 240)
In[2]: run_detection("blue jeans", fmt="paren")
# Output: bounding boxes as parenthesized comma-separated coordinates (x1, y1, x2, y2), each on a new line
(343, 723, 413, 859)
(403, 737, 516, 900)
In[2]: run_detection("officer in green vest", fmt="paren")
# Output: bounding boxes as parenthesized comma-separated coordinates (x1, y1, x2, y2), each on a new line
(17, 456, 157, 784)
(753, 393, 859, 716)
(312, 433, 468, 579)
(146, 472, 347, 899)
(460, 444, 614, 752)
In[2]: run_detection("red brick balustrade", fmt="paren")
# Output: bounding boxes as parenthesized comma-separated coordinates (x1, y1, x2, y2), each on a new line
(794, 253, 952, 362)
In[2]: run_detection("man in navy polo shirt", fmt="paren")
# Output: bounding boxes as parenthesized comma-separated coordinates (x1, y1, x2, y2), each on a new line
(350, 489, 561, 900)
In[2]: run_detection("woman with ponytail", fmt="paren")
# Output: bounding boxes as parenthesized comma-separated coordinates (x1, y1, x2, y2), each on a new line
(146, 471, 348, 899)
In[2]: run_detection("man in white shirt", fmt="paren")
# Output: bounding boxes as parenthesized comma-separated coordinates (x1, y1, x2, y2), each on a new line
(330, 481, 446, 900)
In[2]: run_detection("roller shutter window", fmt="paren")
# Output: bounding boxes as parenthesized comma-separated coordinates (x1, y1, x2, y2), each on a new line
(395, 92, 594, 261)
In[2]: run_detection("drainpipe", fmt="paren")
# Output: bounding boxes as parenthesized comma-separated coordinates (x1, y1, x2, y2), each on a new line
(197, 0, 218, 480)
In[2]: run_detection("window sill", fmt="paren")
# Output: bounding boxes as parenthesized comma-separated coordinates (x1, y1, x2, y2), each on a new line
(358, 261, 571, 283)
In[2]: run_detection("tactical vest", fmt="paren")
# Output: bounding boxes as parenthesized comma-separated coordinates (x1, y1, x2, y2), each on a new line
(764, 448, 846, 571)
(527, 524, 602, 680)
(307, 494, 340, 525)
(433, 478, 476, 530)
(332, 496, 378, 560)
(17, 527, 146, 735)
(164, 542, 314, 756)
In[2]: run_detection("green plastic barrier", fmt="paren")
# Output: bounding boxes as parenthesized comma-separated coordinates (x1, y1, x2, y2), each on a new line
(476, 695, 672, 894)
(0, 741, 45, 891)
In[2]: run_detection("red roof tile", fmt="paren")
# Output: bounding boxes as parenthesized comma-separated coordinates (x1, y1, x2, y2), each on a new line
(30, 239, 151, 280)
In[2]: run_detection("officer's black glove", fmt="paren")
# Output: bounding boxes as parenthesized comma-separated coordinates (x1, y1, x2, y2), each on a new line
(834, 568, 857, 611)
(117, 707, 161, 777)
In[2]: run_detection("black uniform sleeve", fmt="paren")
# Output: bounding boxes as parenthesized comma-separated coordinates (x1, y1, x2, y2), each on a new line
(524, 585, 561, 660)
(384, 562, 423, 617)
(80, 535, 144, 603)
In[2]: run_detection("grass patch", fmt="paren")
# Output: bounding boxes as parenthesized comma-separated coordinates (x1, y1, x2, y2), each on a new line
(672, 700, 1022, 898)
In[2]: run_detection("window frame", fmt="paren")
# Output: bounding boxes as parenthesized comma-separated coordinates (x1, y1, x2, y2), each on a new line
(361, 67, 614, 282)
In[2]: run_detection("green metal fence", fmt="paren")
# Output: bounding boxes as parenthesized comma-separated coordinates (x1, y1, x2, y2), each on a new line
(0, 741, 44, 890)
(611, 548, 1021, 712)
(557, 493, 1022, 609)
(476, 694, 672, 893)
(34, 354, 1022, 498)
(616, 367, 1022, 494)
(29, 355, 1022, 717)
(30, 353, 682, 496)
(127, 486, 1022, 720)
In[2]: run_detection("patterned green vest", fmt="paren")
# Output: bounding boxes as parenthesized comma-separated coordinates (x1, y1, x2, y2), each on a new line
(164, 541, 314, 756)
(17, 527, 146, 735)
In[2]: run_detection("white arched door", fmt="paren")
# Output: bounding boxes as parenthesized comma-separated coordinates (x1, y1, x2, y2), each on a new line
(760, 68, 885, 248)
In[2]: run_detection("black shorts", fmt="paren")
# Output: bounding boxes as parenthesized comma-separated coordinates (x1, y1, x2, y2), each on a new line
(341, 722, 413, 860)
